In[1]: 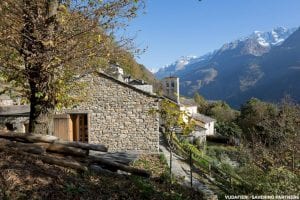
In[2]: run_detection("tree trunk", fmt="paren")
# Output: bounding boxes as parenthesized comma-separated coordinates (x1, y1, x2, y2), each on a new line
(28, 77, 54, 134)
(28, 100, 54, 135)
(23, 0, 59, 134)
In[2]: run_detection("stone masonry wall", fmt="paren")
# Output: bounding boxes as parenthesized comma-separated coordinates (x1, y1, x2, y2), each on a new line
(0, 116, 28, 133)
(64, 73, 160, 153)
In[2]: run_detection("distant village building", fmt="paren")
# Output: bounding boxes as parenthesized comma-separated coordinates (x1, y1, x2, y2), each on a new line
(0, 67, 159, 153)
(161, 76, 216, 141)
(179, 97, 198, 117)
(191, 113, 216, 136)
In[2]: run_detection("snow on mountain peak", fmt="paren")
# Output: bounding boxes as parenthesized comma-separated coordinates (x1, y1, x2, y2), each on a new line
(250, 27, 297, 46)
(219, 27, 297, 53)
(155, 26, 298, 78)
(161, 55, 199, 71)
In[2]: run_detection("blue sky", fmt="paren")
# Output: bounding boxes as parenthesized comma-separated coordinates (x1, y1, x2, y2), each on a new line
(123, 0, 300, 72)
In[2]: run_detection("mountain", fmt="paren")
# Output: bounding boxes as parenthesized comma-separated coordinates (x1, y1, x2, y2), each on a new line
(155, 53, 215, 79)
(155, 27, 300, 108)
(230, 27, 300, 106)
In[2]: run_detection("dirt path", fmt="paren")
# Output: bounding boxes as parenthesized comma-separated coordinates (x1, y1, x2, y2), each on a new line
(159, 134, 218, 200)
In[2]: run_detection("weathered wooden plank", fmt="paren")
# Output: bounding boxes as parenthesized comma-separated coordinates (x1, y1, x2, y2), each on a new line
(0, 138, 150, 178)
(35, 142, 87, 157)
(90, 151, 138, 165)
(0, 132, 108, 152)
(58, 141, 107, 152)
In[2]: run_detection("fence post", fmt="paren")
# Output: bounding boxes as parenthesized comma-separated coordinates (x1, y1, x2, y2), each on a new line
(169, 133, 173, 185)
(190, 149, 193, 188)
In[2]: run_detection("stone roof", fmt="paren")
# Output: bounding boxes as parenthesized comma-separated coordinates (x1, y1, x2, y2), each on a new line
(162, 76, 178, 79)
(192, 113, 216, 123)
(194, 125, 207, 132)
(179, 98, 197, 107)
(96, 71, 159, 99)
(0, 105, 30, 116)
(128, 79, 148, 85)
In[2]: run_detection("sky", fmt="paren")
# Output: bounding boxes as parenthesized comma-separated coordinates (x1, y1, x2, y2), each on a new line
(123, 0, 300, 72)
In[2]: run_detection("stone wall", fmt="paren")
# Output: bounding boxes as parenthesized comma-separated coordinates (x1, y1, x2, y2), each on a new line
(0, 116, 28, 133)
(0, 99, 13, 106)
(63, 72, 160, 153)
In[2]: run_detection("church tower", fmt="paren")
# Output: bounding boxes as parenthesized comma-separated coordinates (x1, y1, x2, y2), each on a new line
(162, 76, 180, 103)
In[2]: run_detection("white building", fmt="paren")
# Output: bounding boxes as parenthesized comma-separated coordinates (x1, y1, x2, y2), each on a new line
(191, 113, 216, 136)
(179, 98, 198, 116)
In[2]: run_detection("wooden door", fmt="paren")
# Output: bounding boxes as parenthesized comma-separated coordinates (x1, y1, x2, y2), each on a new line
(70, 114, 88, 143)
(78, 114, 88, 142)
(53, 114, 73, 141)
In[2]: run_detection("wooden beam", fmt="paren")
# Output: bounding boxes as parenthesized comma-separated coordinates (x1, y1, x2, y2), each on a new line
(35, 142, 87, 157)
(88, 155, 151, 178)
(0, 138, 150, 178)
(0, 132, 108, 152)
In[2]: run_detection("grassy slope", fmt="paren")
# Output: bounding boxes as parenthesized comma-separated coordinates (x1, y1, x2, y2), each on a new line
(0, 150, 202, 200)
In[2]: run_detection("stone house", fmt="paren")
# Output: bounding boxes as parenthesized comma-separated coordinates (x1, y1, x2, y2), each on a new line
(0, 71, 160, 153)
(54, 71, 160, 153)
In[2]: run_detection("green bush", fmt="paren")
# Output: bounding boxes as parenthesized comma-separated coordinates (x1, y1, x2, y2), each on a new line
(233, 164, 300, 194)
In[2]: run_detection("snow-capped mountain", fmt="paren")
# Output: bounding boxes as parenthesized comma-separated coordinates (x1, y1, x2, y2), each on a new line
(154, 26, 300, 108)
(251, 27, 297, 46)
(155, 53, 215, 79)
(217, 27, 297, 56)
(156, 27, 297, 79)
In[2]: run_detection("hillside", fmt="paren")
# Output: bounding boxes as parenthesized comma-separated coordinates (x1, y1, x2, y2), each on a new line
(155, 27, 300, 108)
(231, 28, 300, 106)
(0, 148, 202, 200)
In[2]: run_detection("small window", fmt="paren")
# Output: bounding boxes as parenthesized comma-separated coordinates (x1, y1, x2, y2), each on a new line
(166, 82, 169, 87)
(171, 81, 175, 87)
